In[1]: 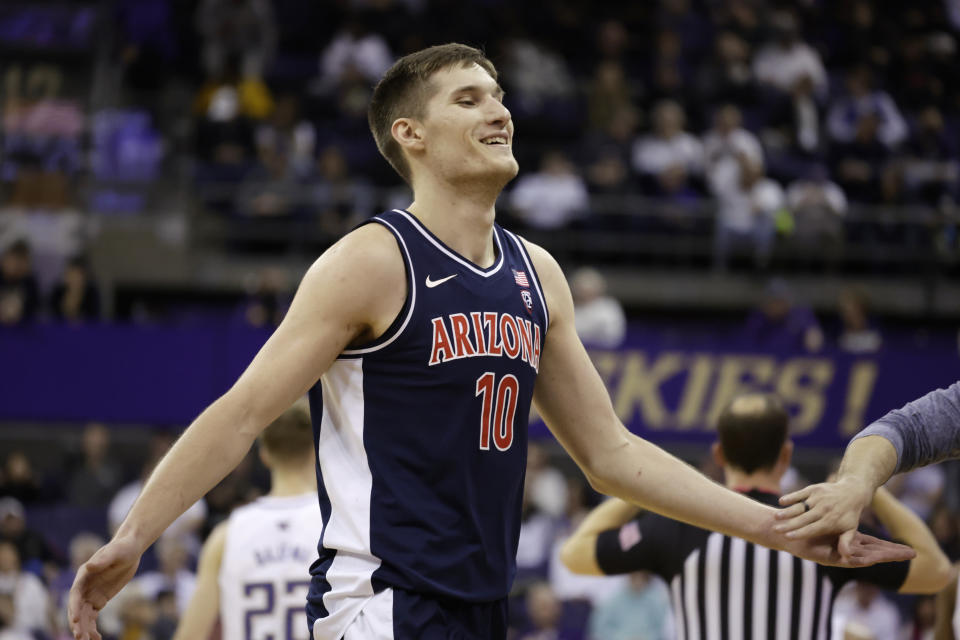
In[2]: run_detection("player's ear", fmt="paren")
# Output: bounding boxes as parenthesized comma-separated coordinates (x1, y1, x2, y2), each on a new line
(392, 117, 425, 153)
(776, 440, 794, 472)
(258, 445, 272, 470)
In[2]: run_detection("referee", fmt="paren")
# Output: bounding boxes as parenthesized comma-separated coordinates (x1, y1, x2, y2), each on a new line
(561, 394, 955, 640)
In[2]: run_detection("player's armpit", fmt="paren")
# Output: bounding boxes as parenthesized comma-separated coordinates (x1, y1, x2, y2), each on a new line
(172, 523, 227, 640)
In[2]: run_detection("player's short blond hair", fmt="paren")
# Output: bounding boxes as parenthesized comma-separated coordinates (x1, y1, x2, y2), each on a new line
(368, 43, 498, 184)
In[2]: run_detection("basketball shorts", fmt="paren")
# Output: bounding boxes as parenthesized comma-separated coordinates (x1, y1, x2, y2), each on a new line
(311, 587, 508, 640)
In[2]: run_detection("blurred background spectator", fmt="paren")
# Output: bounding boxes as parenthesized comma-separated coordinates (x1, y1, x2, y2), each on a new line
(570, 267, 626, 348)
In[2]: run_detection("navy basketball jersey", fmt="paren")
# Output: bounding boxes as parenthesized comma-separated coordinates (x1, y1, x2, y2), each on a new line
(306, 209, 549, 638)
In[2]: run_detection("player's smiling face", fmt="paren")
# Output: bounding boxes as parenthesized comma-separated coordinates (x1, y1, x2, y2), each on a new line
(417, 63, 518, 186)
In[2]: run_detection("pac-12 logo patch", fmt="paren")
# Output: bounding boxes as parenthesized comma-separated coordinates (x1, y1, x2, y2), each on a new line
(521, 289, 534, 313)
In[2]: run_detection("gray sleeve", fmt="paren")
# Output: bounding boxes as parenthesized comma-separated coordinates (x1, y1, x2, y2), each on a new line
(852, 380, 960, 473)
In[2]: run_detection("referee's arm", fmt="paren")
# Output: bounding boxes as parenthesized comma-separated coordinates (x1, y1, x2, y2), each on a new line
(870, 487, 956, 593)
(560, 498, 640, 575)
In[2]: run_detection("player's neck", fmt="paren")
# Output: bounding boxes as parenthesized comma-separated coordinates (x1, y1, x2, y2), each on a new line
(407, 179, 499, 267)
(723, 468, 782, 495)
(268, 466, 316, 498)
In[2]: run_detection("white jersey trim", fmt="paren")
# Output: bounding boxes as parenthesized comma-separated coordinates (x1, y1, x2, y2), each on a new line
(341, 217, 417, 356)
(392, 209, 505, 278)
(313, 358, 382, 639)
(502, 229, 550, 329)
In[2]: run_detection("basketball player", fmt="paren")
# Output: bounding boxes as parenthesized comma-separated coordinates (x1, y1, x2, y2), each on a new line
(172, 403, 320, 640)
(776, 381, 960, 558)
(68, 44, 912, 640)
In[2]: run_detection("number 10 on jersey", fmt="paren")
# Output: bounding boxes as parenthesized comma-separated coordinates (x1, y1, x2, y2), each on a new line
(475, 372, 518, 451)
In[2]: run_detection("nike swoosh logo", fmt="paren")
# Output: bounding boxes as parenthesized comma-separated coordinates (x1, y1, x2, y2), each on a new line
(425, 274, 458, 288)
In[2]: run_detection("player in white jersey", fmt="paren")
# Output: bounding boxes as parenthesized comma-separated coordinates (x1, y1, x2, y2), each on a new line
(173, 402, 321, 640)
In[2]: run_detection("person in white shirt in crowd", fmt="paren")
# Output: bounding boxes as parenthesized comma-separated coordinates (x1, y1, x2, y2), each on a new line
(785, 163, 848, 257)
(129, 536, 196, 617)
(0, 541, 51, 638)
(752, 10, 827, 97)
(827, 65, 908, 149)
(703, 105, 783, 270)
(0, 593, 31, 640)
(587, 572, 673, 640)
(317, 16, 393, 93)
(831, 582, 900, 640)
(631, 99, 704, 193)
(195, 0, 276, 79)
(570, 267, 626, 348)
(836, 288, 882, 354)
(510, 150, 590, 230)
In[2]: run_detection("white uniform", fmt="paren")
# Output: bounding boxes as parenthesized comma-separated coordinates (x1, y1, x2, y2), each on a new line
(219, 493, 322, 640)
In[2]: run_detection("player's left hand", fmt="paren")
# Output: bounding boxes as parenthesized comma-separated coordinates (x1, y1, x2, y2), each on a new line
(781, 529, 915, 568)
(68, 536, 143, 640)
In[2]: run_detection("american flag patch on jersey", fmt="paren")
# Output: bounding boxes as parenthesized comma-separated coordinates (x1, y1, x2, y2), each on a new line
(618, 521, 642, 551)
(513, 270, 529, 287)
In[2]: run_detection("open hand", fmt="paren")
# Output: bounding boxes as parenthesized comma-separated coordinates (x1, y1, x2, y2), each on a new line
(781, 529, 915, 568)
(68, 537, 143, 639)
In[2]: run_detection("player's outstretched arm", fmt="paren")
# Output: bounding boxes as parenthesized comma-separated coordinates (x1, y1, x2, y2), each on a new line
(68, 225, 405, 640)
(524, 240, 914, 568)
(172, 523, 227, 640)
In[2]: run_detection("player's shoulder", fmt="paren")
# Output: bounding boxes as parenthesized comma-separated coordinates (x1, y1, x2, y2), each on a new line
(301, 221, 406, 299)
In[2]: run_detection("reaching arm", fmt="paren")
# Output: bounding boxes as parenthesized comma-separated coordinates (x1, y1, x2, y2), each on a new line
(869, 487, 954, 593)
(525, 240, 914, 568)
(172, 523, 227, 640)
(777, 381, 960, 546)
(934, 564, 958, 640)
(68, 224, 407, 640)
(559, 498, 641, 575)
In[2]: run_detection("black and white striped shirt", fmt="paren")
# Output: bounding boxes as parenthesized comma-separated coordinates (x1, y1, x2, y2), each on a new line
(595, 490, 909, 640)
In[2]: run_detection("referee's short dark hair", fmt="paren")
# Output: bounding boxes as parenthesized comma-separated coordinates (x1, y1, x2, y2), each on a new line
(716, 393, 789, 473)
(258, 400, 313, 464)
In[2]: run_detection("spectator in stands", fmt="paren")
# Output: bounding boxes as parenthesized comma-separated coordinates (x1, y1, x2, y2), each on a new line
(316, 13, 393, 92)
(837, 288, 882, 354)
(238, 267, 289, 328)
(831, 582, 901, 640)
(694, 31, 756, 120)
(0, 453, 41, 505)
(0, 592, 31, 640)
(66, 422, 122, 507)
(752, 10, 827, 98)
(785, 164, 848, 259)
(0, 497, 56, 575)
(644, 28, 696, 111)
(510, 151, 590, 230)
(828, 65, 908, 150)
(0, 241, 38, 326)
(903, 105, 959, 207)
(520, 581, 578, 640)
(743, 278, 824, 353)
(194, 80, 258, 182)
(526, 443, 567, 519)
(196, 0, 276, 79)
(503, 37, 577, 124)
(587, 61, 635, 135)
(587, 572, 673, 640)
(238, 144, 301, 219)
(570, 267, 626, 348)
(50, 532, 103, 632)
(901, 594, 937, 640)
(255, 94, 316, 182)
(312, 146, 375, 237)
(887, 465, 946, 523)
(829, 112, 892, 204)
(580, 105, 638, 199)
(704, 106, 783, 270)
(49, 256, 100, 323)
(0, 541, 51, 637)
(763, 73, 825, 181)
(632, 100, 704, 197)
(517, 483, 559, 586)
(130, 537, 196, 616)
(930, 504, 960, 561)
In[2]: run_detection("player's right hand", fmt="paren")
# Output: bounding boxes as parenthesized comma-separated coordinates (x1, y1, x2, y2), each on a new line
(68, 537, 143, 640)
